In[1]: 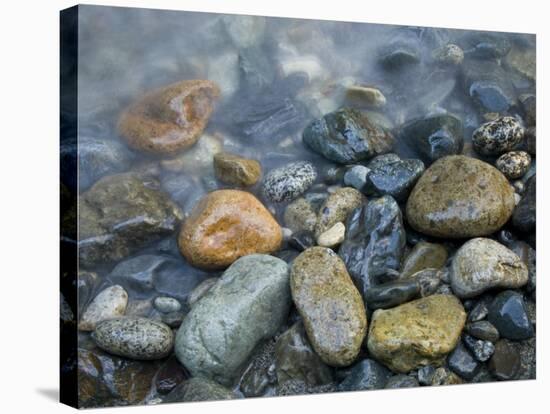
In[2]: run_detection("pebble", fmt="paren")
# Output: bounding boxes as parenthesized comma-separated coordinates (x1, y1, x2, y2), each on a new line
(155, 355, 189, 395)
(466, 321, 500, 342)
(468, 301, 489, 322)
(362, 158, 425, 202)
(366, 153, 401, 170)
(213, 152, 262, 186)
(153, 297, 181, 314)
(447, 342, 479, 380)
(430, 367, 463, 386)
(400, 242, 448, 278)
(92, 317, 174, 360)
(367, 295, 466, 373)
(118, 80, 220, 155)
(432, 43, 464, 65)
(345, 85, 387, 107)
(283, 198, 317, 233)
(291, 247, 367, 367)
(160, 134, 223, 175)
(496, 151, 531, 179)
(378, 39, 421, 69)
(262, 161, 317, 203)
(417, 365, 436, 385)
(289, 230, 316, 252)
(450, 238, 528, 298)
(512, 175, 535, 232)
(316, 222, 345, 248)
(175, 255, 291, 385)
(178, 190, 282, 269)
(78, 285, 128, 331)
(302, 107, 394, 164)
(163, 377, 235, 403)
(488, 290, 534, 340)
(338, 359, 391, 392)
(343, 165, 370, 190)
(364, 279, 420, 310)
(472, 117, 524, 156)
(385, 375, 419, 389)
(488, 340, 521, 381)
(463, 334, 495, 362)
(314, 187, 362, 236)
(406, 156, 516, 238)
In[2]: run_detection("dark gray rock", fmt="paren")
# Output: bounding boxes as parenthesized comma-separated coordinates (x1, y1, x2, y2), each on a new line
(338, 359, 391, 392)
(488, 290, 534, 340)
(468, 301, 489, 322)
(239, 340, 277, 397)
(155, 355, 189, 395)
(448, 342, 480, 380)
(488, 340, 521, 381)
(163, 377, 235, 403)
(303, 108, 394, 164)
(457, 32, 511, 59)
(385, 375, 419, 389)
(344, 165, 370, 190)
(263, 161, 317, 203)
(378, 39, 421, 70)
(339, 196, 406, 298)
(513, 175, 536, 232)
(466, 321, 500, 342)
(365, 279, 420, 310)
(363, 158, 425, 202)
(417, 365, 436, 385)
(289, 230, 316, 252)
(463, 335, 495, 362)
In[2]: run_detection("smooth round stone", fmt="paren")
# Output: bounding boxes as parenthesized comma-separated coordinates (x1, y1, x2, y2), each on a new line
(463, 334, 495, 362)
(302, 108, 394, 164)
(178, 190, 282, 269)
(411, 268, 443, 297)
(160, 134, 223, 175)
(163, 377, 235, 403)
(345, 85, 387, 108)
(344, 165, 370, 190)
(450, 238, 528, 299)
(338, 359, 391, 392)
(365, 279, 420, 310)
(284, 197, 317, 233)
(488, 291, 534, 340)
(315, 187, 362, 236)
(496, 151, 531, 180)
(488, 340, 521, 381)
(367, 295, 466, 373)
(175, 255, 291, 385)
(432, 43, 464, 65)
(213, 152, 261, 187)
(400, 242, 448, 278)
(92, 317, 174, 360)
(378, 40, 420, 69)
(466, 321, 500, 342)
(472, 117, 524, 156)
(363, 159, 425, 202)
(447, 342, 479, 380)
(316, 222, 345, 248)
(291, 247, 367, 367)
(262, 161, 317, 203)
(117, 80, 220, 155)
(406, 156, 515, 238)
(513, 175, 535, 232)
(78, 285, 128, 331)
(385, 374, 419, 389)
(154, 297, 181, 314)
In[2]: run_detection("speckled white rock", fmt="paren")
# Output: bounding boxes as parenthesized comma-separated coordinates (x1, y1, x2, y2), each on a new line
(317, 222, 346, 247)
(472, 117, 524, 156)
(262, 161, 317, 203)
(78, 285, 128, 331)
(496, 151, 531, 179)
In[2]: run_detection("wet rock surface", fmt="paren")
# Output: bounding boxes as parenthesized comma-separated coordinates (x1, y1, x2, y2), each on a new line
(213, 152, 261, 187)
(78, 285, 128, 331)
(400, 242, 448, 278)
(262, 161, 317, 203)
(338, 359, 391, 392)
(362, 158, 425, 202)
(513, 175, 536, 232)
(488, 291, 534, 340)
(496, 151, 531, 179)
(315, 187, 362, 236)
(472, 117, 524, 156)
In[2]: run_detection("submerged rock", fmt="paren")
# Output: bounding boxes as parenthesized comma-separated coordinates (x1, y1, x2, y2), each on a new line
(512, 175, 535, 232)
(316, 222, 346, 248)
(302, 108, 394, 164)
(378, 39, 421, 70)
(117, 80, 220, 155)
(362, 158, 425, 202)
(432, 43, 464, 65)
(262, 161, 317, 203)
(175, 255, 291, 385)
(78, 285, 128, 331)
(345, 85, 387, 108)
(472, 117, 524, 156)
(458, 32, 511, 59)
(284, 198, 318, 233)
(367, 295, 466, 372)
(291, 247, 367, 367)
(164, 377, 235, 403)
(488, 291, 534, 340)
(406, 156, 515, 238)
(364, 279, 420, 310)
(338, 359, 391, 392)
(315, 187, 363, 236)
(178, 190, 282, 269)
(400, 242, 448, 278)
(496, 151, 531, 179)
(213, 152, 261, 187)
(450, 238, 528, 298)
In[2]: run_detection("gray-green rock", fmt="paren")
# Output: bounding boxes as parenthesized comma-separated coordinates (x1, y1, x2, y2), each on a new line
(400, 241, 448, 278)
(175, 254, 291, 385)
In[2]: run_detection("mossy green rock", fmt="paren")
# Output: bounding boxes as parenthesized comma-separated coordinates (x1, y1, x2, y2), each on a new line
(400, 242, 448, 278)
(406, 155, 515, 238)
(367, 294, 466, 373)
(291, 247, 367, 367)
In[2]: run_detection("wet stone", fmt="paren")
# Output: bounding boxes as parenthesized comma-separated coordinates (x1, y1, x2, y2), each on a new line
(463, 334, 495, 362)
(284, 197, 318, 233)
(289, 230, 316, 252)
(78, 285, 128, 331)
(400, 242, 448, 278)
(385, 375, 419, 389)
(155, 355, 189, 395)
(496, 151, 531, 180)
(163, 377, 235, 403)
(432, 43, 464, 65)
(365, 279, 420, 310)
(488, 290, 534, 340)
(315, 187, 362, 236)
(213, 152, 262, 187)
(448, 342, 480, 380)
(512, 175, 535, 232)
(468, 301, 489, 322)
(160, 311, 186, 329)
(302, 108, 394, 164)
(316, 222, 346, 248)
(488, 340, 521, 381)
(362, 158, 425, 202)
(417, 365, 436, 385)
(153, 297, 181, 314)
(458, 32, 511, 59)
(338, 359, 391, 392)
(187, 278, 218, 308)
(466, 321, 500, 342)
(345, 85, 387, 108)
(344, 165, 370, 190)
(472, 117, 525, 156)
(378, 39, 421, 70)
(431, 367, 463, 386)
(239, 339, 277, 397)
(262, 161, 317, 203)
(366, 153, 402, 170)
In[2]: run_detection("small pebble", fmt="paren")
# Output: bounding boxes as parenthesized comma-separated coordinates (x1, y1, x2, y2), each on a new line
(78, 285, 128, 331)
(343, 165, 370, 190)
(466, 320, 500, 342)
(463, 334, 495, 362)
(154, 297, 182, 314)
(472, 117, 524, 156)
(316, 222, 345, 248)
(496, 151, 531, 179)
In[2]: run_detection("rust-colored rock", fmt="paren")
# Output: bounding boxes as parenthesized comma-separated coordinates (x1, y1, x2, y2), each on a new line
(118, 80, 220, 155)
(178, 190, 282, 269)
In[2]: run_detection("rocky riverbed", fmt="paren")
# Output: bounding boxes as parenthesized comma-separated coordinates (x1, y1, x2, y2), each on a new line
(61, 6, 536, 408)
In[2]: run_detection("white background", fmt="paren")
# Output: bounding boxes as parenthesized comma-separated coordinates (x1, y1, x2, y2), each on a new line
(0, 0, 546, 412)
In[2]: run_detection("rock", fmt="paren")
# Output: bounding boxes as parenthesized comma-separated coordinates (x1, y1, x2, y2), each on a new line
(519, 94, 536, 127)
(458, 32, 511, 59)
(378, 40, 420, 69)
(275, 321, 333, 386)
(366, 153, 401, 170)
(161, 311, 186, 328)
(78, 173, 183, 266)
(284, 198, 318, 233)
(291, 247, 367, 367)
(344, 165, 370, 190)
(523, 127, 536, 155)
(78, 285, 128, 331)
(463, 334, 495, 362)
(238, 339, 277, 397)
(466, 321, 500, 342)
(488, 291, 534, 340)
(302, 108, 394, 164)
(468, 301, 489, 322)
(315, 187, 362, 236)
(365, 279, 420, 310)
(92, 317, 174, 360)
(505, 45, 536, 81)
(339, 195, 406, 297)
(406, 156, 515, 238)
(488, 340, 521, 381)
(155, 355, 189, 395)
(400, 242, 448, 278)
(472, 117, 524, 156)
(412, 268, 443, 297)
(430, 367, 463, 386)
(213, 152, 261, 187)
(153, 297, 181, 314)
(316, 222, 345, 248)
(175, 255, 291, 385)
(338, 359, 391, 392)
(398, 114, 464, 164)
(77, 271, 99, 314)
(367, 295, 466, 373)
(289, 230, 316, 252)
(362, 158, 425, 202)
(262, 161, 317, 203)
(385, 375, 419, 389)
(496, 151, 531, 180)
(450, 238, 528, 298)
(117, 80, 220, 155)
(345, 85, 386, 107)
(512, 175, 535, 232)
(178, 190, 282, 269)
(433, 43, 464, 65)
(160, 134, 223, 175)
(417, 365, 436, 385)
(164, 377, 235, 403)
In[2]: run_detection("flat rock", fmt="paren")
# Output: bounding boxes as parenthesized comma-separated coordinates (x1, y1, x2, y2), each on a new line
(448, 342, 479, 380)
(367, 295, 466, 372)
(472, 117, 524, 156)
(163, 377, 235, 403)
(178, 190, 282, 269)
(213, 152, 261, 187)
(79, 285, 128, 331)
(291, 247, 367, 367)
(406, 155, 515, 238)
(488, 340, 521, 381)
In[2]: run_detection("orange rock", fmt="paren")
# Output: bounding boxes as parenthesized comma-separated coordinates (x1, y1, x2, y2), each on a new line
(179, 190, 282, 269)
(118, 80, 220, 155)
